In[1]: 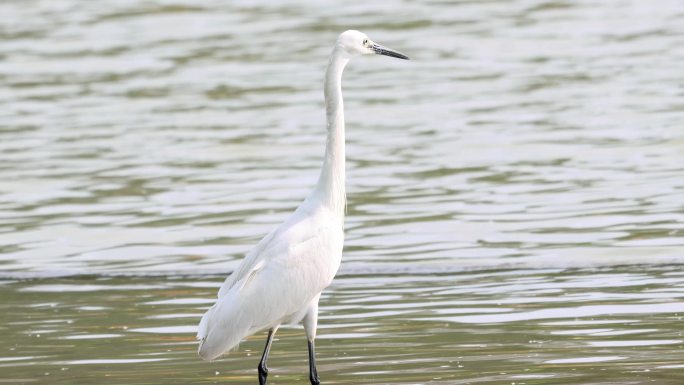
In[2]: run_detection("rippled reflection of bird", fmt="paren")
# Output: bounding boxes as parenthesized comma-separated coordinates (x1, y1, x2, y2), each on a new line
(197, 30, 409, 385)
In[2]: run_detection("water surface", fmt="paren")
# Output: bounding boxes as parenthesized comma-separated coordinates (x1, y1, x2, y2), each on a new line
(1, 0, 683, 383)
(3, 268, 684, 384)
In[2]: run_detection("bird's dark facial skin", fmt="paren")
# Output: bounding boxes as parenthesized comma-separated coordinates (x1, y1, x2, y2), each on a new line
(371, 43, 410, 60)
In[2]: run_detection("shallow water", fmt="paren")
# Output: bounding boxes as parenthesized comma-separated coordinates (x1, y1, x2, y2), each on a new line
(1, 0, 683, 383)
(3, 268, 684, 384)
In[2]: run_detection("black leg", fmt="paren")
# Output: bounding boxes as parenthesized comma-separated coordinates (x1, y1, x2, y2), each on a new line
(308, 339, 320, 385)
(258, 328, 276, 385)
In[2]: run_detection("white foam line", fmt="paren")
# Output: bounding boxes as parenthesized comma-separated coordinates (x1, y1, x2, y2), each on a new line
(0, 253, 682, 280)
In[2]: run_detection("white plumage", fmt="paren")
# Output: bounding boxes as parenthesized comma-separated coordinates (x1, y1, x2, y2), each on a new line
(196, 30, 408, 385)
(197, 204, 343, 360)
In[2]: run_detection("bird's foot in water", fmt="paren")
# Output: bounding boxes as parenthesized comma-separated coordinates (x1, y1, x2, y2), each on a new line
(258, 365, 268, 385)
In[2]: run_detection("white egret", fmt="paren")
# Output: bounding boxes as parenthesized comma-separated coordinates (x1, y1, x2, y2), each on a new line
(197, 30, 409, 385)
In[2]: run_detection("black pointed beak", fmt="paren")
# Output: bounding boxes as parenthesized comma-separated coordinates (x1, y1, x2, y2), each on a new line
(371, 43, 410, 60)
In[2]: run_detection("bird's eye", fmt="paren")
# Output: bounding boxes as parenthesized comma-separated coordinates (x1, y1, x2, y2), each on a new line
(363, 39, 368, 45)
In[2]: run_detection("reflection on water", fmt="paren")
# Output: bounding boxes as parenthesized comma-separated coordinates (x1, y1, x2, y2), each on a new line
(1, 0, 683, 383)
(1, 0, 683, 275)
(2, 268, 684, 384)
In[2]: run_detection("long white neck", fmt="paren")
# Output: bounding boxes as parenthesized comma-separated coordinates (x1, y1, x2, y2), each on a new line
(310, 48, 349, 216)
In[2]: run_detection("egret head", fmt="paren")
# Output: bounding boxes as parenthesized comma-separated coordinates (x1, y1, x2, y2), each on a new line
(336, 30, 410, 60)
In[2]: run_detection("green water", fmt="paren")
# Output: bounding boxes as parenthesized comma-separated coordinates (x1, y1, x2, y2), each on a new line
(2, 269, 684, 384)
(1, 0, 684, 383)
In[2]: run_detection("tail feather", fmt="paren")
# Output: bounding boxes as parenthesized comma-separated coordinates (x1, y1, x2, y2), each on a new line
(197, 288, 252, 361)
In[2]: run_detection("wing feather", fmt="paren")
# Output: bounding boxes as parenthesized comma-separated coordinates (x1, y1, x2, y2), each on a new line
(217, 208, 324, 298)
